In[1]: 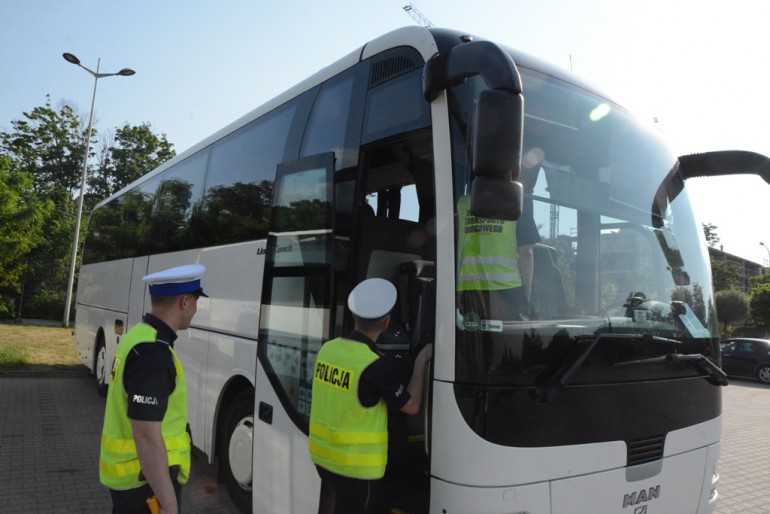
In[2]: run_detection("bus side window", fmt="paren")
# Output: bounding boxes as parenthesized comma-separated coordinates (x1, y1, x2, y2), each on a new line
(197, 104, 296, 246)
(153, 150, 208, 252)
(300, 64, 367, 171)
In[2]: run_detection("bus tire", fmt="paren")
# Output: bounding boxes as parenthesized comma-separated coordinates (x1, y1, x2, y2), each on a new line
(94, 336, 108, 398)
(221, 388, 254, 513)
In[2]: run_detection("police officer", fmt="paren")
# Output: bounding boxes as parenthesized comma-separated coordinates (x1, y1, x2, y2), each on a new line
(456, 193, 539, 321)
(100, 264, 207, 514)
(309, 278, 433, 514)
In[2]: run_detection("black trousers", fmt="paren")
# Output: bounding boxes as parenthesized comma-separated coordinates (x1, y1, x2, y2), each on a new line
(109, 472, 182, 514)
(316, 465, 378, 514)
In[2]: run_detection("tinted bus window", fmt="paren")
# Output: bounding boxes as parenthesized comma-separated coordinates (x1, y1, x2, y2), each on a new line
(301, 65, 367, 171)
(83, 198, 124, 264)
(85, 175, 162, 263)
(363, 68, 430, 144)
(154, 150, 208, 252)
(198, 104, 296, 245)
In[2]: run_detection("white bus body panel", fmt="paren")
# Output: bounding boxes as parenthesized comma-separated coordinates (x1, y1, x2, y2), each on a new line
(78, 258, 133, 312)
(74, 258, 134, 371)
(127, 257, 148, 331)
(361, 25, 438, 62)
(144, 242, 264, 458)
(252, 359, 320, 514)
(203, 331, 257, 456)
(430, 444, 718, 513)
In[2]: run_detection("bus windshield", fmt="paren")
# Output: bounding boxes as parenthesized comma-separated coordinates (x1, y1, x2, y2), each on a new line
(451, 66, 719, 388)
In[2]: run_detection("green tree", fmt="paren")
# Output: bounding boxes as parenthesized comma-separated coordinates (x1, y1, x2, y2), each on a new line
(0, 100, 175, 319)
(0, 156, 55, 317)
(749, 283, 770, 330)
(702, 223, 720, 249)
(749, 272, 770, 289)
(0, 98, 83, 319)
(711, 259, 744, 292)
(715, 289, 749, 337)
(91, 122, 175, 203)
(0, 95, 87, 196)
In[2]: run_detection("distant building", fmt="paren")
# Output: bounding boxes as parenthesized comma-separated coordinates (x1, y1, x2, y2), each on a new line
(708, 246, 764, 294)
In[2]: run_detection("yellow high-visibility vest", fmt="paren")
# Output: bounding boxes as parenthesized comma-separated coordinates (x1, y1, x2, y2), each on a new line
(99, 322, 190, 490)
(456, 195, 522, 291)
(308, 337, 388, 479)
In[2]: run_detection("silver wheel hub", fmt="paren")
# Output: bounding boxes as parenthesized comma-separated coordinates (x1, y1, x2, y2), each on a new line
(759, 367, 770, 383)
(228, 416, 253, 490)
(96, 346, 106, 384)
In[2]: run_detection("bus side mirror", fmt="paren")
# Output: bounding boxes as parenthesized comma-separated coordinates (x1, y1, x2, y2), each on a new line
(679, 150, 770, 182)
(471, 88, 523, 220)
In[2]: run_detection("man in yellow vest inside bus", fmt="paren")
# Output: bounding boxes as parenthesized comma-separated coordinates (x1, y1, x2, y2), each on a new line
(309, 278, 433, 514)
(100, 264, 207, 514)
(456, 193, 539, 321)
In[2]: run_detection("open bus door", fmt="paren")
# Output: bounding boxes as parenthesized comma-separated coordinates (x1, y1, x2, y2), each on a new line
(253, 152, 336, 514)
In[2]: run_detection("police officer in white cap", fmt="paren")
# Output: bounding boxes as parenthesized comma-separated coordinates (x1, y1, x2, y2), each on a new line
(100, 264, 207, 514)
(309, 278, 433, 513)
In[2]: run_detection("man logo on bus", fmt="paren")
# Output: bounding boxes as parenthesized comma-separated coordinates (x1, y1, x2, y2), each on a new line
(623, 485, 660, 509)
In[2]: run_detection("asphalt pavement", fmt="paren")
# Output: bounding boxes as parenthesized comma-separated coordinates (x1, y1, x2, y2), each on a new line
(0, 369, 767, 513)
(0, 370, 239, 514)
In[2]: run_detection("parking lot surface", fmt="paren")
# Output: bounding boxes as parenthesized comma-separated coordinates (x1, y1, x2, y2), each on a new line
(0, 371, 239, 514)
(0, 370, 767, 513)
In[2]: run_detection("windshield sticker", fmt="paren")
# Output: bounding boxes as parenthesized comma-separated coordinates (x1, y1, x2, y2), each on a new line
(481, 319, 503, 332)
(678, 309, 711, 339)
(462, 312, 480, 332)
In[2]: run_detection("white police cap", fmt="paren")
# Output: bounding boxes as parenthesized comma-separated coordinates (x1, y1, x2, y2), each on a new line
(142, 264, 208, 297)
(348, 278, 396, 321)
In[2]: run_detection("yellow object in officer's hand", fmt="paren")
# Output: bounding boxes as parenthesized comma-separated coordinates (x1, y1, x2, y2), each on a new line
(146, 495, 161, 514)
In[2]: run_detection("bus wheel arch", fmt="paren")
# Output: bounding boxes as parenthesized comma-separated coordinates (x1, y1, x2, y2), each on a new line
(217, 380, 254, 513)
(94, 330, 108, 397)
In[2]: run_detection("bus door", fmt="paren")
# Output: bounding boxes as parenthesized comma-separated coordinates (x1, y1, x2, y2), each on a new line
(354, 136, 437, 513)
(253, 152, 336, 514)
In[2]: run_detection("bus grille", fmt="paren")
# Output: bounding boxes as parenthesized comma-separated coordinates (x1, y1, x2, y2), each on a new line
(370, 49, 422, 87)
(627, 435, 664, 466)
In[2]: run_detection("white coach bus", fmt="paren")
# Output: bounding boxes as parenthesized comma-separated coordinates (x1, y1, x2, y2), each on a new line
(74, 25, 770, 513)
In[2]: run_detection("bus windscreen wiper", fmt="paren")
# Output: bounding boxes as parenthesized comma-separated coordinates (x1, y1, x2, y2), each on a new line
(615, 353, 728, 386)
(534, 333, 683, 404)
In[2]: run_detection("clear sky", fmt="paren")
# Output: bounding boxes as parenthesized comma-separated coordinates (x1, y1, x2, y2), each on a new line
(2, 0, 769, 264)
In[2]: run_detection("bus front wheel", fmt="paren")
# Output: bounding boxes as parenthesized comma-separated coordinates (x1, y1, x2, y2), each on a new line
(221, 389, 254, 513)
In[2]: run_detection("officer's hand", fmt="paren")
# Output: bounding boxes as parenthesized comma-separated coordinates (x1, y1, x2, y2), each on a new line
(417, 343, 433, 364)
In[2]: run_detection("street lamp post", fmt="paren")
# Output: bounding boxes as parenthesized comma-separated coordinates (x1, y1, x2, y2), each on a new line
(62, 53, 135, 327)
(761, 242, 770, 273)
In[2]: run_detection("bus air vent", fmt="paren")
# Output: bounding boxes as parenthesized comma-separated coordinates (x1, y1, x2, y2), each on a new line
(369, 48, 423, 88)
(627, 434, 664, 466)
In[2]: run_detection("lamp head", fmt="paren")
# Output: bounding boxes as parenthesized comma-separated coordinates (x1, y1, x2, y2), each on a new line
(62, 53, 80, 65)
(117, 68, 136, 77)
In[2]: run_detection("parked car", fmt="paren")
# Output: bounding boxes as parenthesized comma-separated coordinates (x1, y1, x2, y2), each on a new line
(720, 338, 770, 384)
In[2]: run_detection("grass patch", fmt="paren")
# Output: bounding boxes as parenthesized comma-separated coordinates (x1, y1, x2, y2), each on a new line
(0, 324, 83, 371)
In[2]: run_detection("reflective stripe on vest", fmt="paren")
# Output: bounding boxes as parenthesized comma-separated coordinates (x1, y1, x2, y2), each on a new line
(308, 337, 388, 479)
(99, 322, 190, 490)
(457, 195, 521, 291)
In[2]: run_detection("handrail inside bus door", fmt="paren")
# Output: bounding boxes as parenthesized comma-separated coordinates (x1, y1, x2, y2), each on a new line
(424, 358, 432, 457)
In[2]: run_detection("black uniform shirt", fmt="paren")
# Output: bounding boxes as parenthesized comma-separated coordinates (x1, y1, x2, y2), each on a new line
(123, 313, 178, 422)
(347, 331, 411, 410)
